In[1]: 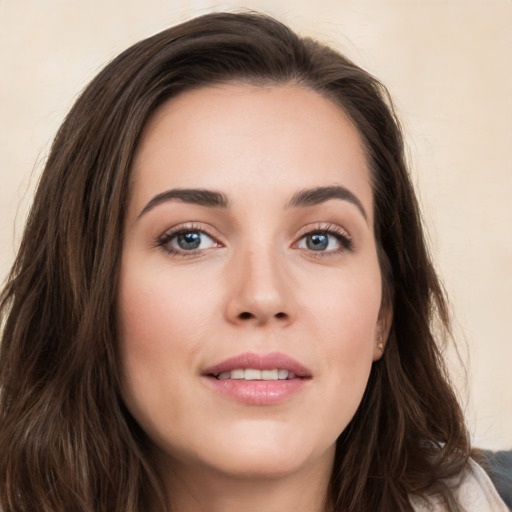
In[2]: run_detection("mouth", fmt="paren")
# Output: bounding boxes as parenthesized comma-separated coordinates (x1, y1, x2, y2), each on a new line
(202, 352, 311, 405)
(203, 351, 311, 379)
(213, 368, 299, 381)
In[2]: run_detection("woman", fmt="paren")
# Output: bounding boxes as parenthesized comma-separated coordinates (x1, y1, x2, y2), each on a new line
(0, 12, 506, 512)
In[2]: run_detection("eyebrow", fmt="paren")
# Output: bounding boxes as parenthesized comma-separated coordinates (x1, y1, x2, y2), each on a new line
(137, 185, 367, 222)
(138, 188, 229, 219)
(288, 186, 368, 222)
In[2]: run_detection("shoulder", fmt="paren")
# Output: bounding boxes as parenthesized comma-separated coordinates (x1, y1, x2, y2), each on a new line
(410, 459, 509, 511)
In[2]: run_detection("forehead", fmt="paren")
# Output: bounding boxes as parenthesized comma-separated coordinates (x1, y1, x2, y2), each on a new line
(130, 83, 373, 221)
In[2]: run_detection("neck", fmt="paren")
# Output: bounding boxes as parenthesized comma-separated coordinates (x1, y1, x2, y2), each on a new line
(151, 450, 334, 512)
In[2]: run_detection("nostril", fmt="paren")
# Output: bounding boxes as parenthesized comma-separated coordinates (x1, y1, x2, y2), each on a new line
(237, 311, 288, 321)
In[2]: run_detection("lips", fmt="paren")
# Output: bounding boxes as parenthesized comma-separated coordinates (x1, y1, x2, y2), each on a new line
(202, 352, 311, 405)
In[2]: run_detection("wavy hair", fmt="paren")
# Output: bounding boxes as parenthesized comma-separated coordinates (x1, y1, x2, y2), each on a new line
(0, 12, 469, 511)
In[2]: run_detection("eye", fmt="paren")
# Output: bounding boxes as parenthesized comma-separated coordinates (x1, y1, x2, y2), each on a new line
(157, 227, 220, 255)
(297, 232, 339, 251)
(295, 226, 353, 254)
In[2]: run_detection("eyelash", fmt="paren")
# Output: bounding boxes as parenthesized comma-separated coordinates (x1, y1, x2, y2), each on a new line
(155, 223, 353, 257)
(294, 223, 354, 255)
(156, 223, 219, 256)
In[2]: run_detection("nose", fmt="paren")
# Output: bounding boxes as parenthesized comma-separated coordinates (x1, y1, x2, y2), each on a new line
(224, 246, 295, 326)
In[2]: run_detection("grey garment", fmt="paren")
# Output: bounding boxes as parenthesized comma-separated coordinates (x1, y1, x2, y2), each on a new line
(410, 458, 508, 511)
(477, 450, 512, 510)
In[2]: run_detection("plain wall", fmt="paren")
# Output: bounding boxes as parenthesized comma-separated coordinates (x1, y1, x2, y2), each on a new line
(1, 0, 511, 450)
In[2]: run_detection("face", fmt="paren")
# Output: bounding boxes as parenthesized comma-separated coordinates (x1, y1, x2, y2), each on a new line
(118, 84, 388, 483)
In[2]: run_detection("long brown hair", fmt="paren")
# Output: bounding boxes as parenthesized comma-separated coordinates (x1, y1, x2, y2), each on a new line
(0, 12, 469, 511)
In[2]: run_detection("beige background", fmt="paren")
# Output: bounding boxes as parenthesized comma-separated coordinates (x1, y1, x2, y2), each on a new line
(1, 1, 511, 450)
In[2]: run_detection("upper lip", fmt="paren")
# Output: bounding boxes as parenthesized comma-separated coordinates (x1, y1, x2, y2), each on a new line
(202, 352, 312, 378)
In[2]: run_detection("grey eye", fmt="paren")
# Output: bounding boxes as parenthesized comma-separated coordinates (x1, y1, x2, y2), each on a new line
(306, 233, 329, 251)
(297, 232, 341, 252)
(176, 232, 202, 250)
(163, 230, 217, 253)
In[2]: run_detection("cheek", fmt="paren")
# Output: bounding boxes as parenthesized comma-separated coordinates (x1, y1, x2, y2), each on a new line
(116, 265, 220, 454)
(307, 267, 382, 347)
(321, 293, 377, 384)
(117, 259, 219, 352)
(303, 268, 381, 417)
(116, 262, 211, 411)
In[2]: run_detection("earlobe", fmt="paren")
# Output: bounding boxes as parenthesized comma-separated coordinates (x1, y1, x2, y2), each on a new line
(377, 334, 384, 353)
(373, 334, 385, 361)
(373, 306, 392, 361)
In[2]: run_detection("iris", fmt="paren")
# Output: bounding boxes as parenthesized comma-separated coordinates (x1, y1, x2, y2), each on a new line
(177, 232, 202, 250)
(307, 233, 329, 251)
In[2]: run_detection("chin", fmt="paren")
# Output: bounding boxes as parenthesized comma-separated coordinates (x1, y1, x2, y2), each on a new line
(179, 426, 336, 481)
(215, 450, 310, 479)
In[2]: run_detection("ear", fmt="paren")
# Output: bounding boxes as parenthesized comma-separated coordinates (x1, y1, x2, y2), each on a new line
(372, 304, 392, 361)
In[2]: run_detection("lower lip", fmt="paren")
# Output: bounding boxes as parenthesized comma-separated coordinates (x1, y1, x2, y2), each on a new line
(203, 377, 308, 405)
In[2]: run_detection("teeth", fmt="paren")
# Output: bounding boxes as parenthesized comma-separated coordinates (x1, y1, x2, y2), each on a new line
(230, 369, 245, 379)
(244, 369, 261, 380)
(216, 369, 293, 380)
(261, 369, 278, 380)
(278, 369, 289, 380)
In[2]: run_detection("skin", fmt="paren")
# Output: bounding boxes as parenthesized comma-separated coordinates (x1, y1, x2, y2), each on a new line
(118, 83, 390, 512)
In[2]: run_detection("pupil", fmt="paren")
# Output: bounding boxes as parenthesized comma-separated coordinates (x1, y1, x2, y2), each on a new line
(177, 232, 201, 250)
(307, 233, 328, 251)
